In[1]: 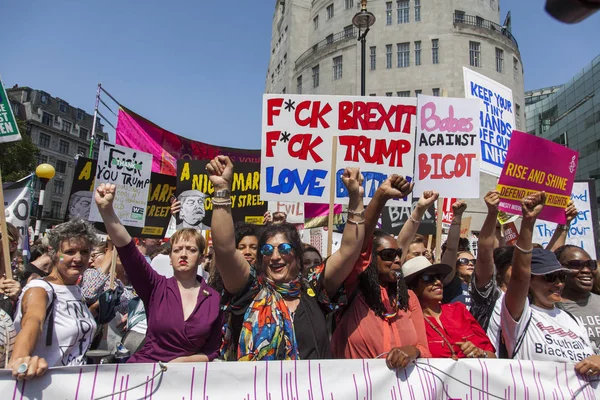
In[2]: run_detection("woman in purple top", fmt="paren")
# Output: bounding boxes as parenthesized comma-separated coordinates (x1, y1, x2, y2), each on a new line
(94, 183, 223, 363)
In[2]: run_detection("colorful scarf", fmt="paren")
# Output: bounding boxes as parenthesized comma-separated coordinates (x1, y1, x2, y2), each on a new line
(236, 276, 302, 361)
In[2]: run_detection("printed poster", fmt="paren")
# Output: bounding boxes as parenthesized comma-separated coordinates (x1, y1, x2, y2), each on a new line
(0, 77, 22, 143)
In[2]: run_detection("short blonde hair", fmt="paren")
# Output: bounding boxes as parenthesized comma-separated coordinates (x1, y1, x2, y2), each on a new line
(169, 228, 206, 253)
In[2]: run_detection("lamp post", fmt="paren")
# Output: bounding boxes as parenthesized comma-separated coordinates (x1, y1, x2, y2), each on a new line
(352, 0, 376, 96)
(34, 163, 55, 239)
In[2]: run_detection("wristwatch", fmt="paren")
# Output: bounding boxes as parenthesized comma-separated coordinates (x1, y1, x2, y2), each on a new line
(214, 189, 231, 198)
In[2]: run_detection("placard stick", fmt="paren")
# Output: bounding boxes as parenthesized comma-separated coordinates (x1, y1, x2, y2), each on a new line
(427, 234, 433, 251)
(108, 247, 117, 290)
(0, 171, 13, 280)
(326, 139, 338, 257)
(435, 198, 444, 263)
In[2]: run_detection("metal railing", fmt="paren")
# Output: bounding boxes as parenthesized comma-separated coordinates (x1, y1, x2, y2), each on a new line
(295, 27, 358, 67)
(453, 13, 519, 48)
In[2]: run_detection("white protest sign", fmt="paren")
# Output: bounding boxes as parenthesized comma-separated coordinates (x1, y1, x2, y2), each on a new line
(268, 201, 304, 224)
(533, 181, 598, 258)
(89, 141, 153, 228)
(262, 94, 417, 205)
(3, 174, 33, 245)
(414, 95, 480, 197)
(463, 67, 515, 177)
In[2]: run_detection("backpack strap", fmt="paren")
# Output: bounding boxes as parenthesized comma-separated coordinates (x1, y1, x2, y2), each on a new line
(37, 279, 56, 346)
(510, 312, 533, 358)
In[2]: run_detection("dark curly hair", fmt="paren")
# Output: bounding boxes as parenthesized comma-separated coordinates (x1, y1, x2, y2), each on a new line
(234, 222, 261, 247)
(358, 229, 409, 318)
(493, 246, 515, 287)
(554, 244, 589, 263)
(256, 222, 304, 276)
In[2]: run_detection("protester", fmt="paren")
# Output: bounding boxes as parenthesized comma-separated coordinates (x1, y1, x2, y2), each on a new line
(208, 156, 365, 361)
(501, 192, 600, 376)
(404, 256, 496, 359)
(137, 238, 162, 263)
(0, 223, 23, 316)
(150, 241, 175, 278)
(556, 245, 600, 353)
(330, 178, 433, 369)
(95, 183, 223, 363)
(302, 244, 322, 271)
(20, 244, 53, 285)
(403, 234, 432, 263)
(9, 219, 98, 379)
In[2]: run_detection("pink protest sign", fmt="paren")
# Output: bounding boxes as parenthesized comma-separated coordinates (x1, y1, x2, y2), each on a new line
(496, 130, 579, 224)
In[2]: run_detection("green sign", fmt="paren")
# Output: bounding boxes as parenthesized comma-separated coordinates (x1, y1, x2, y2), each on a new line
(0, 77, 22, 143)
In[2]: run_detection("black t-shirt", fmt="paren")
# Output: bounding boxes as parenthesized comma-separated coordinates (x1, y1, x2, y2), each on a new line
(442, 275, 471, 308)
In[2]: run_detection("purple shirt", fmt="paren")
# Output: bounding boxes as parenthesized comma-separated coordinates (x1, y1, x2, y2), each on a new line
(116, 240, 223, 363)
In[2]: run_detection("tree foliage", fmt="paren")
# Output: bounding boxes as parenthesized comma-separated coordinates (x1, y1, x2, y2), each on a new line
(0, 120, 39, 182)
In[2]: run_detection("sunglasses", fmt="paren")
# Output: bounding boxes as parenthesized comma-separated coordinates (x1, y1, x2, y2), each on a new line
(542, 271, 569, 283)
(562, 259, 597, 271)
(260, 243, 294, 256)
(377, 248, 403, 262)
(420, 273, 444, 284)
(457, 258, 476, 266)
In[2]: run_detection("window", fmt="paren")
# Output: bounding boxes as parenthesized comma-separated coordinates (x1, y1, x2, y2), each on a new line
(386, 44, 392, 68)
(312, 65, 320, 88)
(386, 92, 393, 97)
(51, 201, 62, 218)
(297, 76, 302, 94)
(397, 42, 410, 68)
(344, 25, 354, 38)
(370, 46, 376, 70)
(326, 34, 334, 44)
(432, 88, 440, 97)
(326, 4, 334, 19)
(369, 94, 376, 96)
(345, 0, 354, 9)
(54, 181, 64, 195)
(515, 104, 521, 130)
(59, 140, 70, 154)
(313, 15, 319, 29)
(333, 56, 343, 80)
(495, 48, 504, 73)
(59, 102, 68, 113)
(42, 112, 53, 126)
(38, 154, 48, 164)
(414, 41, 421, 66)
(397, 0, 409, 24)
(39, 133, 50, 148)
(40, 93, 49, 104)
(79, 127, 88, 140)
(469, 41, 481, 67)
(93, 151, 99, 160)
(61, 120, 72, 133)
(56, 160, 67, 174)
(415, 0, 421, 21)
(415, 89, 422, 95)
(76, 109, 85, 120)
(553, 132, 568, 147)
(513, 57, 520, 82)
(77, 146, 87, 156)
(432, 39, 439, 64)
(397, 91, 410, 97)
(386, 2, 392, 25)
(455, 10, 465, 23)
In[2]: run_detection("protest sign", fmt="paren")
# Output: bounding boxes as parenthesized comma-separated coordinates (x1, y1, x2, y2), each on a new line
(533, 180, 599, 258)
(262, 94, 417, 206)
(176, 160, 266, 230)
(268, 201, 304, 224)
(3, 175, 33, 243)
(68, 157, 177, 238)
(496, 131, 579, 224)
(463, 67, 515, 177)
(460, 216, 472, 238)
(380, 199, 436, 236)
(503, 221, 519, 246)
(414, 94, 480, 197)
(0, 77, 21, 143)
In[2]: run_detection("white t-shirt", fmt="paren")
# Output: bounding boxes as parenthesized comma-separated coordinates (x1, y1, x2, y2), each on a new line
(501, 297, 594, 362)
(0, 309, 16, 368)
(14, 280, 97, 367)
(487, 292, 504, 357)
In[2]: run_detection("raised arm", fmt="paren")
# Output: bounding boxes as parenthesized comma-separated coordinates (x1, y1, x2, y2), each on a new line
(94, 184, 132, 248)
(206, 156, 251, 295)
(475, 190, 500, 289)
(504, 192, 545, 321)
(397, 191, 439, 257)
(323, 168, 365, 297)
(546, 201, 577, 251)
(441, 201, 467, 284)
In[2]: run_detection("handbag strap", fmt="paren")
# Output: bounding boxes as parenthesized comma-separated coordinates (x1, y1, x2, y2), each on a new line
(424, 316, 458, 358)
(37, 279, 56, 346)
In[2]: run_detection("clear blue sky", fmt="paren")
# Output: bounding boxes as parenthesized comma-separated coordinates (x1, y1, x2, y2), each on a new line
(3, 0, 599, 149)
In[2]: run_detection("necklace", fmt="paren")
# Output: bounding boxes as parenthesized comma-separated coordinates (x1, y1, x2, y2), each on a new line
(381, 277, 401, 321)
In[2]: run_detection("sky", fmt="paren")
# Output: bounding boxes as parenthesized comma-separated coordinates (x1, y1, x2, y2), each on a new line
(2, 0, 599, 150)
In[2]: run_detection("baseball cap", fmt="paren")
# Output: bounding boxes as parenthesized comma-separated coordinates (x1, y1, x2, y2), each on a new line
(531, 248, 569, 275)
(402, 256, 452, 286)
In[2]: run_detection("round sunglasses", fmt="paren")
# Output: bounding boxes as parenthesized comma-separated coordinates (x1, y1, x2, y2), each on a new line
(260, 243, 294, 256)
(457, 258, 476, 266)
(377, 248, 403, 262)
(541, 271, 569, 283)
(561, 259, 597, 271)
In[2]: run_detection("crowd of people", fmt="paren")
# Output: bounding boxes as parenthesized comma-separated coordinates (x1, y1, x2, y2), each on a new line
(1, 155, 599, 383)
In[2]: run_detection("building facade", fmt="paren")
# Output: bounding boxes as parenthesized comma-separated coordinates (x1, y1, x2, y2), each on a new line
(7, 86, 108, 232)
(266, 0, 525, 228)
(525, 54, 600, 203)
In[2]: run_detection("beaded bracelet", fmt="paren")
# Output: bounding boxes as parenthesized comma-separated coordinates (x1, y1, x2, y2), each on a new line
(408, 216, 421, 224)
(346, 218, 365, 225)
(514, 243, 533, 254)
(347, 209, 365, 218)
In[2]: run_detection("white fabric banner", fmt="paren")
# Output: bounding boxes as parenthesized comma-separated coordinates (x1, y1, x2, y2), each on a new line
(2, 359, 598, 399)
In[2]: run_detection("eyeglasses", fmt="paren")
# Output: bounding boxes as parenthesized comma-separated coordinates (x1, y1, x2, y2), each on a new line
(377, 248, 403, 262)
(260, 243, 294, 256)
(90, 252, 103, 260)
(562, 259, 597, 271)
(457, 258, 476, 266)
(542, 271, 569, 283)
(420, 273, 443, 284)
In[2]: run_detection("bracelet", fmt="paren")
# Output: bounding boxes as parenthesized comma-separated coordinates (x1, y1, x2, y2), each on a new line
(346, 218, 365, 225)
(408, 216, 420, 224)
(557, 224, 569, 232)
(212, 199, 232, 207)
(211, 198, 231, 204)
(347, 209, 365, 217)
(514, 243, 533, 254)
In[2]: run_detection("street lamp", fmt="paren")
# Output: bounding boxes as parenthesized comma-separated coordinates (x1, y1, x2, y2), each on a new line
(352, 0, 376, 96)
(34, 163, 55, 239)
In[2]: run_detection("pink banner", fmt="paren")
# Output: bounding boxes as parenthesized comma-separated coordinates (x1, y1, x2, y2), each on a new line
(496, 131, 579, 224)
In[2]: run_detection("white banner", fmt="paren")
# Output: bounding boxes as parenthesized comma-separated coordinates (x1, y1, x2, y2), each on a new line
(89, 141, 153, 228)
(1, 359, 598, 399)
(3, 174, 33, 246)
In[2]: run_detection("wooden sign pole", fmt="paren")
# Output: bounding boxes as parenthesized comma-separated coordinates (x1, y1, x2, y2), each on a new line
(0, 171, 13, 280)
(326, 139, 338, 257)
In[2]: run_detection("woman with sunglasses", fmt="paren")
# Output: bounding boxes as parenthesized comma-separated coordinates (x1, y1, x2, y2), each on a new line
(208, 156, 366, 361)
(502, 192, 600, 375)
(403, 256, 495, 359)
(556, 245, 600, 353)
(331, 178, 432, 369)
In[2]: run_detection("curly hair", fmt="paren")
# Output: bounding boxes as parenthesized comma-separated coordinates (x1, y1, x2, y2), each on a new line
(256, 222, 304, 275)
(47, 218, 99, 260)
(234, 222, 261, 246)
(358, 229, 409, 318)
(554, 244, 589, 263)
